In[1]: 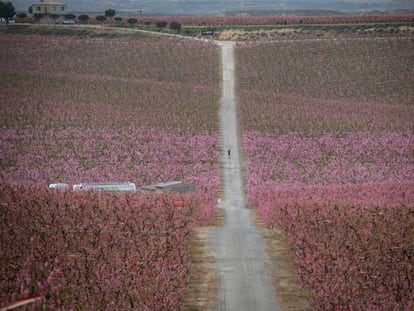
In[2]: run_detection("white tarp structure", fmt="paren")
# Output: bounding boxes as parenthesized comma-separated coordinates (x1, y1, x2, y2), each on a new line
(73, 182, 136, 192)
(49, 183, 69, 189)
(49, 181, 194, 192)
(48, 182, 136, 192)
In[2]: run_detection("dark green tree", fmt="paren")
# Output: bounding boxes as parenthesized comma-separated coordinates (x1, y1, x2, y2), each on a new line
(105, 9, 115, 19)
(114, 17, 122, 23)
(64, 14, 76, 20)
(28, 5, 32, 14)
(49, 13, 59, 22)
(95, 15, 106, 22)
(16, 12, 27, 18)
(78, 14, 89, 22)
(33, 13, 45, 21)
(0, 1, 16, 21)
(170, 21, 181, 32)
(127, 18, 137, 25)
(155, 21, 167, 29)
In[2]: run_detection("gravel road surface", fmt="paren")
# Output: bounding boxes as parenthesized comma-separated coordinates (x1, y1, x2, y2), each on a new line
(207, 42, 280, 311)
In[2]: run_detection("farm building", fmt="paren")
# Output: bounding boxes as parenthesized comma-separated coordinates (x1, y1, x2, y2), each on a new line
(31, 1, 67, 15)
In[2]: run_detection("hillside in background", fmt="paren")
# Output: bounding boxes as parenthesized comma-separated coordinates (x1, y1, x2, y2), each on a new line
(12, 0, 414, 15)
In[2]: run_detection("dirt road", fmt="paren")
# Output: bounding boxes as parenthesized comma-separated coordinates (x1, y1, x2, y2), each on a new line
(207, 42, 279, 311)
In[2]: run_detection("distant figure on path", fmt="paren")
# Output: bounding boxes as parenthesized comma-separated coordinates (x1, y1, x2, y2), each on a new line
(228, 149, 231, 158)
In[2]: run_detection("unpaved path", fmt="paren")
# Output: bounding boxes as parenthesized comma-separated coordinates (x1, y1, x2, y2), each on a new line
(207, 42, 279, 310)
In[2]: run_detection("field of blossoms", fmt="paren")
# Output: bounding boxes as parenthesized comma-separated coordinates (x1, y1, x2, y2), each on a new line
(0, 33, 221, 309)
(236, 36, 414, 309)
(1, 187, 204, 310)
(113, 14, 414, 26)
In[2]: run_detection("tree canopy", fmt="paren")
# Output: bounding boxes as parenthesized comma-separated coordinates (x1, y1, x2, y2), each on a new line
(96, 15, 106, 22)
(170, 21, 181, 32)
(127, 18, 137, 25)
(155, 21, 167, 29)
(64, 14, 76, 20)
(105, 9, 116, 18)
(0, 1, 15, 20)
(78, 14, 89, 22)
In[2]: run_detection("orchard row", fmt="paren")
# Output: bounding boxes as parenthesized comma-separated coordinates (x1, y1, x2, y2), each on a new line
(0, 33, 221, 309)
(252, 182, 413, 309)
(236, 37, 414, 134)
(1, 187, 212, 309)
(237, 35, 414, 309)
(115, 14, 414, 26)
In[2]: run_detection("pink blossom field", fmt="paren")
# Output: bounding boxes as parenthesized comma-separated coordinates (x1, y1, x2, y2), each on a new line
(237, 36, 414, 309)
(111, 14, 414, 27)
(0, 33, 220, 309)
(1, 187, 204, 310)
(0, 34, 221, 192)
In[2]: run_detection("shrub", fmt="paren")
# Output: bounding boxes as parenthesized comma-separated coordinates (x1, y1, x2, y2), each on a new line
(156, 21, 167, 29)
(32, 13, 44, 21)
(63, 14, 76, 20)
(104, 9, 115, 19)
(127, 18, 137, 25)
(170, 21, 182, 32)
(49, 13, 59, 21)
(78, 14, 89, 22)
(95, 15, 106, 22)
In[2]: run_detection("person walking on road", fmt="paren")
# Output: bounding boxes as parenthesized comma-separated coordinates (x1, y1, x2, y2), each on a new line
(228, 148, 231, 158)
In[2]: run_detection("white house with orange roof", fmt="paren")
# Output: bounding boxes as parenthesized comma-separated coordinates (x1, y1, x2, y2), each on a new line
(31, 0, 67, 15)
